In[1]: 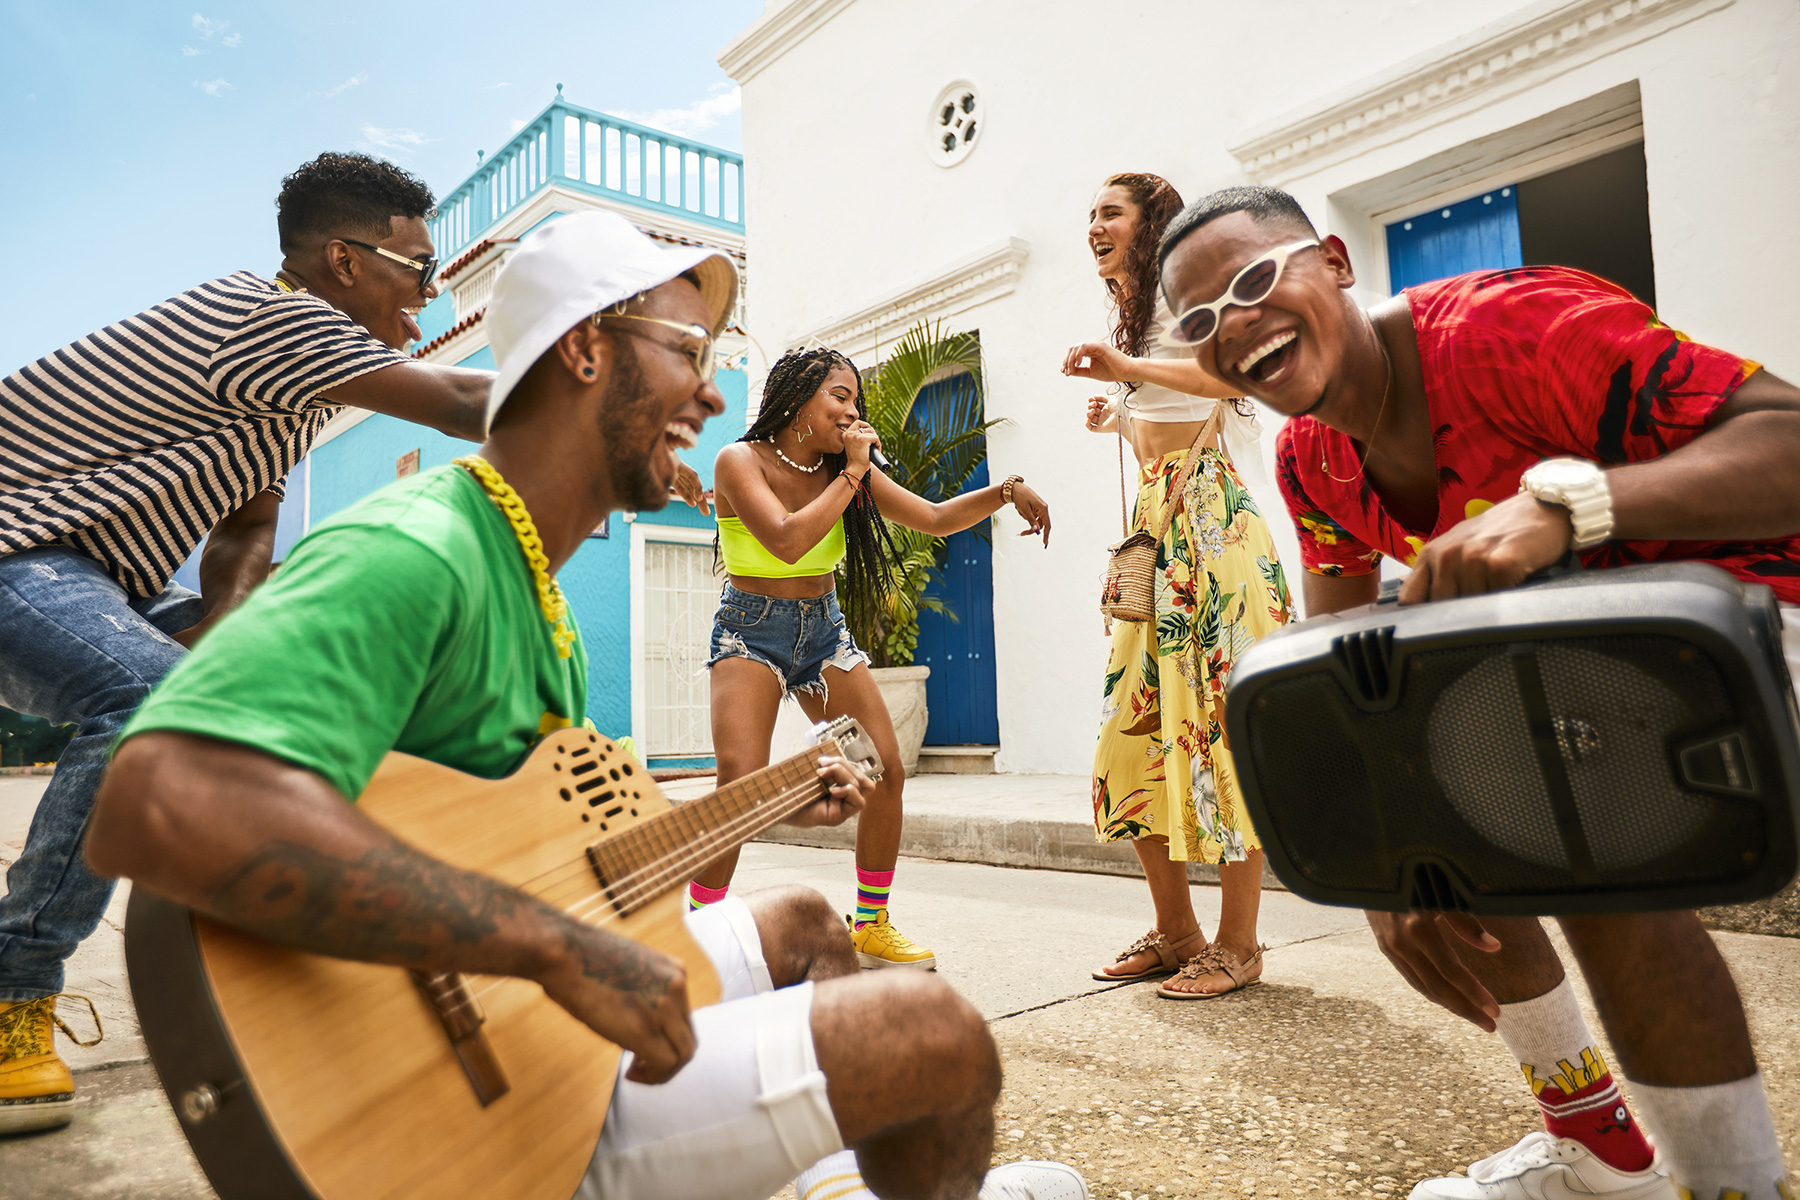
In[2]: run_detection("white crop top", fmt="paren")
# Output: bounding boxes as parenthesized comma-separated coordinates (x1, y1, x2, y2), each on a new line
(1109, 296, 1269, 491)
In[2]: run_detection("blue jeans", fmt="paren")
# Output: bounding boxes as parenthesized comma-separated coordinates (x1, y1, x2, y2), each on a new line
(705, 584, 870, 701)
(0, 546, 202, 1001)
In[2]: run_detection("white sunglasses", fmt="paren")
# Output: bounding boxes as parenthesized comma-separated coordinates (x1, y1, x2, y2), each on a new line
(1160, 240, 1320, 347)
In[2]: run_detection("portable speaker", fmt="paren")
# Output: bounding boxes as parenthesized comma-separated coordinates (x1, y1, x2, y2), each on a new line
(1224, 562, 1800, 915)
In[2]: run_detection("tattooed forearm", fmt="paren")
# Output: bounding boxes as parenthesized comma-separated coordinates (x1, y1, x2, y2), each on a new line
(559, 922, 675, 999)
(207, 834, 554, 976)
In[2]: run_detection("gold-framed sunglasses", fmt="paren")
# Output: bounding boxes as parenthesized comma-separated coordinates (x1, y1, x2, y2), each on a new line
(1161, 239, 1320, 347)
(342, 239, 440, 293)
(593, 311, 719, 384)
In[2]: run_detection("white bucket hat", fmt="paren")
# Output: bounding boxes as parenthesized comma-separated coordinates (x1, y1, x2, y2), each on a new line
(482, 210, 739, 433)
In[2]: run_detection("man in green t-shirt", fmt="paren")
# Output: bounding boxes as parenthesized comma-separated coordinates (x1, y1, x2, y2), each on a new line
(86, 212, 1085, 1200)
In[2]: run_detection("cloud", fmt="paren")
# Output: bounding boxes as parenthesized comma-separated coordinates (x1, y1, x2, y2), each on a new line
(485, 81, 510, 89)
(222, 33, 241, 47)
(193, 77, 231, 98)
(612, 83, 740, 138)
(311, 71, 368, 99)
(182, 45, 201, 56)
(25, 93, 35, 104)
(508, 117, 528, 133)
(356, 125, 435, 155)
(191, 13, 226, 38)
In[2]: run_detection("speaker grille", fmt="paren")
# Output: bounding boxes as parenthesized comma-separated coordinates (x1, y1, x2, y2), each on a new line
(1244, 633, 1767, 903)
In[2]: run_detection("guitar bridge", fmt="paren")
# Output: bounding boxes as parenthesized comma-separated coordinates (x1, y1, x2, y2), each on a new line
(410, 970, 510, 1107)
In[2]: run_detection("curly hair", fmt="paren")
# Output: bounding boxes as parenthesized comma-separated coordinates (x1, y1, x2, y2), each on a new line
(738, 347, 897, 619)
(1098, 173, 1185, 378)
(276, 152, 438, 254)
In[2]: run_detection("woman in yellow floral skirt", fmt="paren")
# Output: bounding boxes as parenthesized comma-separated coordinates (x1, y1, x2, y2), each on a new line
(1064, 173, 1294, 998)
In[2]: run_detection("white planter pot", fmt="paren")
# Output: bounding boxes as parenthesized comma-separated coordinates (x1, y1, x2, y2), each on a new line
(869, 665, 930, 777)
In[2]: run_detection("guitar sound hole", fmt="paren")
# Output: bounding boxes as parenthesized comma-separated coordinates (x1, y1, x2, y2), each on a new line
(585, 789, 616, 806)
(570, 761, 598, 777)
(610, 768, 621, 781)
(578, 779, 612, 797)
(559, 788, 571, 802)
(581, 814, 590, 822)
(570, 746, 591, 758)
(620, 763, 633, 775)
(630, 808, 638, 817)
(603, 805, 624, 818)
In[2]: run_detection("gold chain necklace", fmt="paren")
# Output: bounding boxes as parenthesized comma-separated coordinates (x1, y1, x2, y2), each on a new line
(454, 455, 575, 659)
(1323, 315, 1395, 484)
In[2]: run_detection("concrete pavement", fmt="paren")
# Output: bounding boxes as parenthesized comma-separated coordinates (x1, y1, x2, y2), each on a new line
(1, 772, 1796, 1199)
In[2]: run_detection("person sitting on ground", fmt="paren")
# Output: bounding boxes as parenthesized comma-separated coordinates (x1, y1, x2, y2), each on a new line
(688, 345, 1052, 971)
(1156, 183, 1795, 1200)
(85, 211, 1087, 1200)
(0, 150, 494, 1134)
(1064, 171, 1293, 999)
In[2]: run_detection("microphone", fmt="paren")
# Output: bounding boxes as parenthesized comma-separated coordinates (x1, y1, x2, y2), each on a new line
(868, 446, 892, 473)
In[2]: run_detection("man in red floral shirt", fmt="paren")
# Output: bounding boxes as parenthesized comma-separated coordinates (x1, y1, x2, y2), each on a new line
(1157, 185, 1797, 1200)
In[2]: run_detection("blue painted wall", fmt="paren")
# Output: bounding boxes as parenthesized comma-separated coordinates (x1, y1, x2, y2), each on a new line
(1386, 186, 1522, 291)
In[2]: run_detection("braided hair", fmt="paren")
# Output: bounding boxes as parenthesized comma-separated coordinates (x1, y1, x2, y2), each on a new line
(739, 347, 897, 619)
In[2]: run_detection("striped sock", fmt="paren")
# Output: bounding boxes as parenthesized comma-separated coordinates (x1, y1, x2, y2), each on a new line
(687, 881, 730, 912)
(853, 867, 893, 929)
(795, 1149, 872, 1200)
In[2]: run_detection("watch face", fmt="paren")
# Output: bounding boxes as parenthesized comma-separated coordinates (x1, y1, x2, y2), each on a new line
(1532, 459, 1597, 493)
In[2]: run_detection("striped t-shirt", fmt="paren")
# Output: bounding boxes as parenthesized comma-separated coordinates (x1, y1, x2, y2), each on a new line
(0, 272, 411, 597)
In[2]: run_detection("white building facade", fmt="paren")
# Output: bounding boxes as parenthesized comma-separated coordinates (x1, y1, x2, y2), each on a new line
(720, 0, 1800, 776)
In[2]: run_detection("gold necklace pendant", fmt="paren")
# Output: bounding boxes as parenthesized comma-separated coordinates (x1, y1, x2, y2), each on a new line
(454, 456, 576, 659)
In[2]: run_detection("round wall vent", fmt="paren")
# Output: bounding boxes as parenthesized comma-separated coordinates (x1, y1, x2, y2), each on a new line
(927, 81, 982, 167)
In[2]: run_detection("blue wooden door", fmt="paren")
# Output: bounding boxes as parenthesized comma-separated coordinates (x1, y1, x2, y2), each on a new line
(909, 381, 999, 745)
(1386, 187, 1521, 291)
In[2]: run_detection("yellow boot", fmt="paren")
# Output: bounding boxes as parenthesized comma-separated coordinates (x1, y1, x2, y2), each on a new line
(0, 995, 102, 1134)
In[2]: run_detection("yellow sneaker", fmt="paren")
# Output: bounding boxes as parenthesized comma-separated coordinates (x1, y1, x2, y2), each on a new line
(0, 995, 102, 1134)
(848, 909, 936, 970)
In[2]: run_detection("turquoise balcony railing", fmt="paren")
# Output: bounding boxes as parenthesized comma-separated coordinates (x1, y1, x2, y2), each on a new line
(430, 88, 745, 259)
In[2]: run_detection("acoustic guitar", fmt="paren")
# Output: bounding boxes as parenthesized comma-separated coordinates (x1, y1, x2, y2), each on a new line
(123, 718, 882, 1200)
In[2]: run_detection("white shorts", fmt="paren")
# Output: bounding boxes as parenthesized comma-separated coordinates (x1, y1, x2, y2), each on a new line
(576, 896, 846, 1200)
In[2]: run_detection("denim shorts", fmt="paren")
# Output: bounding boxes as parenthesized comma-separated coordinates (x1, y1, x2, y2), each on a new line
(705, 583, 871, 700)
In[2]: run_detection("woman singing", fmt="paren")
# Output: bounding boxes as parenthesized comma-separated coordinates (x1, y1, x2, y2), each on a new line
(691, 346, 1051, 968)
(1066, 173, 1294, 998)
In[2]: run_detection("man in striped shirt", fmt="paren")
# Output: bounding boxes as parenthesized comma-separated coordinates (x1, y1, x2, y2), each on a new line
(0, 151, 492, 1132)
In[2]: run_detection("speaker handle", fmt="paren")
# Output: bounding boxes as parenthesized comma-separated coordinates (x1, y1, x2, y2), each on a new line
(1521, 550, 1584, 587)
(1377, 551, 1583, 606)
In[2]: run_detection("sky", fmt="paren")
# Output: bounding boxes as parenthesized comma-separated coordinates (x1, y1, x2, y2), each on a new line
(0, 0, 762, 368)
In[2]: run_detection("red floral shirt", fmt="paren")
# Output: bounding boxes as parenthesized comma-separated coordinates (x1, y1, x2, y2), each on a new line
(1272, 267, 1796, 599)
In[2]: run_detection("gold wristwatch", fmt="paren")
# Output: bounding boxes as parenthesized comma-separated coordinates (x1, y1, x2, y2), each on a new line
(1001, 474, 1024, 504)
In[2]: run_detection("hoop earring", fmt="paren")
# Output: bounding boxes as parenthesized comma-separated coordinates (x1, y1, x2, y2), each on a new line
(795, 422, 813, 444)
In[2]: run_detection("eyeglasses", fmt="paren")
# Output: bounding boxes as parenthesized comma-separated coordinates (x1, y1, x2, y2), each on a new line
(1161, 240, 1320, 347)
(342, 239, 440, 294)
(594, 313, 719, 384)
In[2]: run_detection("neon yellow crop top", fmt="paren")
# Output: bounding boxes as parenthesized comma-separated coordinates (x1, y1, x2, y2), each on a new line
(717, 516, 846, 577)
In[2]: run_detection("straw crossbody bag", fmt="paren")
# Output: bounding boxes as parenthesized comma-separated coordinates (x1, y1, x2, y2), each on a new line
(1099, 402, 1224, 629)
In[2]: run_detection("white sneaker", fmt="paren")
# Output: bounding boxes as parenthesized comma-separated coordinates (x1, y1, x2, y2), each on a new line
(978, 1160, 1090, 1200)
(1408, 1131, 1678, 1199)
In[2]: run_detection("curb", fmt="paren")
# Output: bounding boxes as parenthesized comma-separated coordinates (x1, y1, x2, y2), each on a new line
(755, 814, 1288, 890)
(753, 814, 1800, 937)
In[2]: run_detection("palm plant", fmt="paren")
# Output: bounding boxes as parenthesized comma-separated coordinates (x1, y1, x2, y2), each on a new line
(839, 320, 1007, 667)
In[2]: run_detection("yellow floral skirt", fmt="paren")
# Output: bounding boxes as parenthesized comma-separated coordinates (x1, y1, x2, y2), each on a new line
(1092, 446, 1294, 863)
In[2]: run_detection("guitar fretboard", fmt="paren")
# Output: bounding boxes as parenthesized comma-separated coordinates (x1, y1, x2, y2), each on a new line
(583, 743, 835, 914)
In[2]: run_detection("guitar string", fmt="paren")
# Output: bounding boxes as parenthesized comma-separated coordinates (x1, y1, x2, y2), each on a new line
(482, 746, 829, 904)
(497, 744, 836, 901)
(453, 771, 833, 1009)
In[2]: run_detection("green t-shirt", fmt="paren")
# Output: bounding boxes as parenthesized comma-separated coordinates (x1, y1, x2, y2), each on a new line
(123, 465, 589, 800)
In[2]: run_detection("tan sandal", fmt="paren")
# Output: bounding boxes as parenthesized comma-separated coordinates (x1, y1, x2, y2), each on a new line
(1091, 927, 1206, 982)
(1156, 942, 1266, 999)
